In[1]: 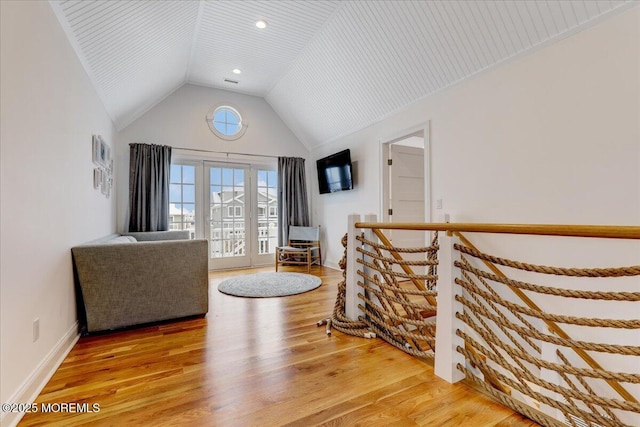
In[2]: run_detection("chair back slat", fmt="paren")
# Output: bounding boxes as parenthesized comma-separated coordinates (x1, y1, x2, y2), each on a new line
(289, 226, 320, 242)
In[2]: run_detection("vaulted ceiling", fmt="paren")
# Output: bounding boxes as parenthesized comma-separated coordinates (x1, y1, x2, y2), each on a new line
(50, 0, 635, 150)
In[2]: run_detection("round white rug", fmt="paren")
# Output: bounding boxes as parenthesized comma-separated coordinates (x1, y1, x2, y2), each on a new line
(217, 272, 322, 298)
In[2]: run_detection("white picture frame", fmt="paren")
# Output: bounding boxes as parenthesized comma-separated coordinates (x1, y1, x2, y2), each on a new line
(99, 137, 108, 167)
(92, 135, 101, 165)
(93, 168, 101, 189)
(101, 170, 108, 195)
(92, 134, 112, 197)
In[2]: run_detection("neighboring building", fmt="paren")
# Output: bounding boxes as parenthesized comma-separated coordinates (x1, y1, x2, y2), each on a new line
(209, 190, 278, 257)
(169, 203, 196, 239)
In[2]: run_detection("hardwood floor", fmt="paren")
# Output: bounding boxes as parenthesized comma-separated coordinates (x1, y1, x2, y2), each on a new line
(18, 266, 538, 426)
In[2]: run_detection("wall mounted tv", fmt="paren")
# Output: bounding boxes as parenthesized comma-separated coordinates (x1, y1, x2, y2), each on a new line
(316, 149, 354, 194)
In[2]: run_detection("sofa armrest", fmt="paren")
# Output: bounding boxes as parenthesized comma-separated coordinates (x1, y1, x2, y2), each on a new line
(71, 239, 208, 333)
(123, 230, 189, 241)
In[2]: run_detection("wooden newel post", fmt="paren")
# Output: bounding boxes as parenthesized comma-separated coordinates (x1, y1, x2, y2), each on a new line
(345, 214, 364, 321)
(362, 214, 379, 313)
(434, 232, 466, 383)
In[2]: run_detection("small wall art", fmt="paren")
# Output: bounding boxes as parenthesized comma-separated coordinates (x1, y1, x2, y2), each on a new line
(92, 135, 101, 165)
(93, 168, 101, 189)
(92, 134, 113, 198)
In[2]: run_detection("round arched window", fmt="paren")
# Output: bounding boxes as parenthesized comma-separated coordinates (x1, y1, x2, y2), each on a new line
(206, 105, 248, 140)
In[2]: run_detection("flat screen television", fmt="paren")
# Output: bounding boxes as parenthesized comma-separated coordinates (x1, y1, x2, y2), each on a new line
(316, 149, 354, 194)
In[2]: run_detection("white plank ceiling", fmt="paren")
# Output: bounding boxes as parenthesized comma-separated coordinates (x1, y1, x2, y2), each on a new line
(50, 0, 636, 149)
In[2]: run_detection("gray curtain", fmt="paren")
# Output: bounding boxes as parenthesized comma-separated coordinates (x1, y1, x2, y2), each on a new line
(278, 157, 310, 245)
(128, 143, 172, 232)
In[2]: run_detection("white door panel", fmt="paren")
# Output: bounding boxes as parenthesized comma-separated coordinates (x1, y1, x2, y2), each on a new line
(253, 168, 278, 265)
(390, 144, 424, 221)
(389, 143, 425, 274)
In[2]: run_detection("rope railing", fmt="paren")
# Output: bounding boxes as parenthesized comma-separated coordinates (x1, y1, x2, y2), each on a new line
(328, 216, 640, 427)
(355, 231, 439, 357)
(453, 235, 640, 425)
(453, 232, 640, 407)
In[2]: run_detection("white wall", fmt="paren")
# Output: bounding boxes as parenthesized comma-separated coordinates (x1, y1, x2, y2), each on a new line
(313, 6, 640, 269)
(0, 0, 116, 417)
(313, 9, 640, 415)
(116, 84, 310, 233)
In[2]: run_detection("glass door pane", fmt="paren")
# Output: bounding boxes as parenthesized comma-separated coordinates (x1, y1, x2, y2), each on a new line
(169, 164, 196, 239)
(206, 163, 251, 269)
(253, 169, 278, 265)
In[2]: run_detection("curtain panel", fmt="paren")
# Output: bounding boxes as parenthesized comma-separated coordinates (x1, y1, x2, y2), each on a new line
(128, 143, 172, 232)
(277, 157, 310, 245)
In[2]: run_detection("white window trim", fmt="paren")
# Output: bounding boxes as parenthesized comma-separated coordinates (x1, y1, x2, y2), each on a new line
(206, 104, 248, 141)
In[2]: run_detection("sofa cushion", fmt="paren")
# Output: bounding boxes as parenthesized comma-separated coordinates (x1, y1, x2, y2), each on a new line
(104, 236, 137, 244)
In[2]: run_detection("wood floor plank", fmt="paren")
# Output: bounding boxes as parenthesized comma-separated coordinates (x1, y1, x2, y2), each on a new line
(18, 265, 539, 426)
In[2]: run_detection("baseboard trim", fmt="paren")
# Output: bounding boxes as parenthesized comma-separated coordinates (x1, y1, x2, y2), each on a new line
(324, 260, 341, 271)
(1, 322, 79, 427)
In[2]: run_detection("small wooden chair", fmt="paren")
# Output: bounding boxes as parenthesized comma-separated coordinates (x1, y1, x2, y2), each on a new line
(275, 226, 322, 273)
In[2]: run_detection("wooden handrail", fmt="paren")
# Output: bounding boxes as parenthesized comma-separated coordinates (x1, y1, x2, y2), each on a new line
(355, 222, 640, 240)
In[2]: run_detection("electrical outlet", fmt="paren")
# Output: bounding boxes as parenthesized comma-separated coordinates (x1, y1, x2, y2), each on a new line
(33, 318, 39, 342)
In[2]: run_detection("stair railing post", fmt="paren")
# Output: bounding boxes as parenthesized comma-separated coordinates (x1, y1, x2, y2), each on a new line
(434, 231, 466, 383)
(346, 214, 364, 321)
(361, 214, 380, 321)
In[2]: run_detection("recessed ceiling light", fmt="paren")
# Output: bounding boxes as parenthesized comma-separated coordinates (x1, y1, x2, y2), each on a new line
(232, 68, 242, 74)
(255, 20, 267, 29)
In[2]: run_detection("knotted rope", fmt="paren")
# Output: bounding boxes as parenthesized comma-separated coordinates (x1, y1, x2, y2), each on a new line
(319, 228, 639, 426)
(354, 232, 439, 358)
(455, 243, 640, 277)
(455, 242, 640, 426)
(317, 233, 369, 337)
(319, 231, 440, 359)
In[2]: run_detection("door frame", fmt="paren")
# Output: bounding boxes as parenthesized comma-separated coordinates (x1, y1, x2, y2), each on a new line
(379, 121, 431, 224)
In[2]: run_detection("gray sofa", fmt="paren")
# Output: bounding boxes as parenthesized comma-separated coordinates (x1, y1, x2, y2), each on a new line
(71, 230, 208, 334)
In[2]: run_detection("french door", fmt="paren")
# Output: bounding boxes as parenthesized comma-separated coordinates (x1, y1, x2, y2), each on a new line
(169, 161, 275, 270)
(171, 160, 278, 269)
(206, 162, 251, 269)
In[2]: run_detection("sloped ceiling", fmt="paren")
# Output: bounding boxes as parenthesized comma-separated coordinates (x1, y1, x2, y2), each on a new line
(50, 0, 636, 149)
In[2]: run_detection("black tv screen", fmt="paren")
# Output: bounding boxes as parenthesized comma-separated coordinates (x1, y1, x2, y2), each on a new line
(316, 149, 353, 194)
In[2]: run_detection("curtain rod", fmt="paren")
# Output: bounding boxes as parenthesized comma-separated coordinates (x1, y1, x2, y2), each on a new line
(172, 146, 279, 159)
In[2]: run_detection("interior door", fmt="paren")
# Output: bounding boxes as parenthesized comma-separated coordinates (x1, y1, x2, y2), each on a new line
(206, 162, 251, 269)
(389, 143, 426, 273)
